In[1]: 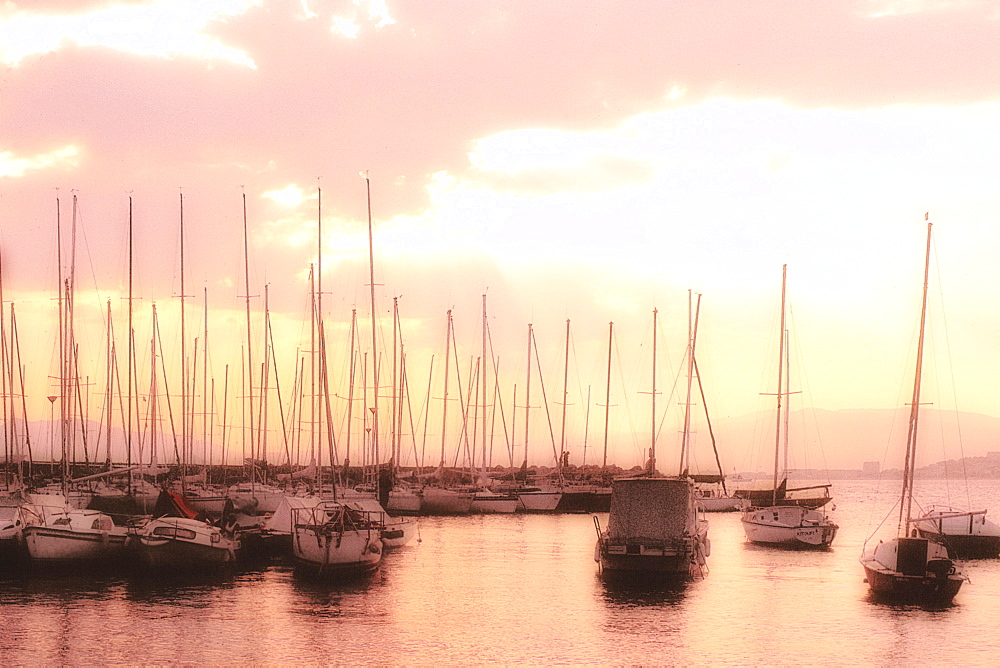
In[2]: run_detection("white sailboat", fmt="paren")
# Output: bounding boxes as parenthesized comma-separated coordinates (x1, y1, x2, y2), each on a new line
(595, 308, 710, 578)
(861, 221, 967, 601)
(514, 323, 562, 512)
(291, 178, 390, 575)
(24, 195, 129, 568)
(740, 266, 838, 549)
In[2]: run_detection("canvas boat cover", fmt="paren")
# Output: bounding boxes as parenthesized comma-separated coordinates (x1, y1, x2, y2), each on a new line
(263, 496, 323, 534)
(606, 477, 694, 542)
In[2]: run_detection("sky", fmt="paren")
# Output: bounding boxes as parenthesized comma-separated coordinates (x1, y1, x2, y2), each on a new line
(1, 0, 999, 473)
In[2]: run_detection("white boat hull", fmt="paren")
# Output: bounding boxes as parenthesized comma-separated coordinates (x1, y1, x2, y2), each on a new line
(516, 490, 562, 512)
(24, 510, 128, 564)
(741, 505, 838, 548)
(293, 527, 382, 575)
(471, 493, 519, 514)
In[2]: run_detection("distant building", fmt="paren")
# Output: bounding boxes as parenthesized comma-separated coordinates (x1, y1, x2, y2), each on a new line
(862, 461, 880, 475)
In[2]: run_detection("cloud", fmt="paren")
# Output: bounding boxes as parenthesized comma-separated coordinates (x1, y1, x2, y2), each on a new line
(0, 0, 258, 67)
(0, 145, 80, 178)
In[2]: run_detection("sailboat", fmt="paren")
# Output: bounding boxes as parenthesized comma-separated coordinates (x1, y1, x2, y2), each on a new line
(131, 195, 240, 572)
(911, 506, 1000, 559)
(595, 308, 710, 578)
(290, 178, 397, 574)
(24, 195, 129, 567)
(513, 323, 562, 512)
(861, 221, 967, 601)
(679, 291, 744, 513)
(740, 266, 838, 549)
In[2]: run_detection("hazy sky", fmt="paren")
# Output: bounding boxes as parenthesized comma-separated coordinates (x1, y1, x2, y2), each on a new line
(2, 0, 999, 472)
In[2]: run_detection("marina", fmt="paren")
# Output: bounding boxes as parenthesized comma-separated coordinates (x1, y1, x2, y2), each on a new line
(4, 2, 1000, 664)
(0, 480, 998, 665)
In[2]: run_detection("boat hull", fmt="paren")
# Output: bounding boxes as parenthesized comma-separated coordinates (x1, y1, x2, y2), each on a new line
(598, 530, 709, 577)
(132, 517, 239, 571)
(698, 497, 746, 512)
(516, 490, 562, 512)
(24, 525, 128, 564)
(292, 527, 382, 576)
(861, 536, 965, 603)
(470, 494, 519, 514)
(418, 488, 474, 515)
(862, 562, 965, 602)
(597, 476, 710, 579)
(135, 536, 237, 570)
(915, 529, 1000, 559)
(741, 506, 838, 549)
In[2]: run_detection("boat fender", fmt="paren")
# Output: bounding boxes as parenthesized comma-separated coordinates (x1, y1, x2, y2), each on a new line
(703, 538, 711, 558)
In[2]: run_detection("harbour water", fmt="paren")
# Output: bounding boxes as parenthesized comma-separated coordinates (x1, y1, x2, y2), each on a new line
(2, 479, 999, 665)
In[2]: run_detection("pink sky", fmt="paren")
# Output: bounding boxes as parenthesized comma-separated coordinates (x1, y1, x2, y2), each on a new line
(2, 1, 1000, 472)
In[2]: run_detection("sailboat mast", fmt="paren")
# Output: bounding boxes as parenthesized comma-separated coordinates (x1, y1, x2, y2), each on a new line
(482, 294, 488, 478)
(345, 309, 357, 469)
(560, 319, 570, 468)
(783, 328, 790, 481)
(900, 222, 933, 530)
(772, 264, 788, 507)
(392, 296, 399, 467)
(127, 197, 135, 482)
(179, 192, 188, 483)
(440, 310, 452, 468)
(55, 196, 66, 489)
(364, 175, 380, 476)
(523, 323, 532, 468)
(680, 291, 699, 476)
(241, 192, 256, 484)
(649, 308, 657, 474)
(603, 321, 612, 472)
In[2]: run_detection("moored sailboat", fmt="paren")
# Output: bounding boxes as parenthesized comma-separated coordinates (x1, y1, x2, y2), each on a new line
(739, 267, 838, 549)
(861, 221, 967, 602)
(912, 506, 1000, 559)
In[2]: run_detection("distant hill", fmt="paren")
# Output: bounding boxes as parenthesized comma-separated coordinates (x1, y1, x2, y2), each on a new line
(707, 407, 1000, 474)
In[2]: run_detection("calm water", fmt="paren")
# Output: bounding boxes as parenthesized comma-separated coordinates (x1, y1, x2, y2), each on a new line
(2, 479, 1000, 665)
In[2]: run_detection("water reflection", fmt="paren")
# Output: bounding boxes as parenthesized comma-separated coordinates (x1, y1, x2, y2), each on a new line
(598, 572, 689, 608)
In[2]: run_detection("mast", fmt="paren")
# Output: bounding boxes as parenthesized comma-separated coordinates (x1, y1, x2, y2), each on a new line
(105, 301, 113, 468)
(772, 264, 788, 507)
(783, 328, 791, 481)
(439, 310, 453, 470)
(523, 323, 532, 469)
(126, 197, 135, 487)
(481, 294, 488, 481)
(364, 174, 381, 482)
(203, 288, 209, 470)
(559, 319, 570, 469)
(900, 222, 933, 531)
(241, 192, 256, 487)
(392, 296, 399, 468)
(345, 308, 357, 470)
(315, 186, 323, 489)
(55, 196, 66, 491)
(603, 322, 612, 472)
(179, 192, 188, 483)
(679, 291, 700, 476)
(649, 308, 657, 475)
